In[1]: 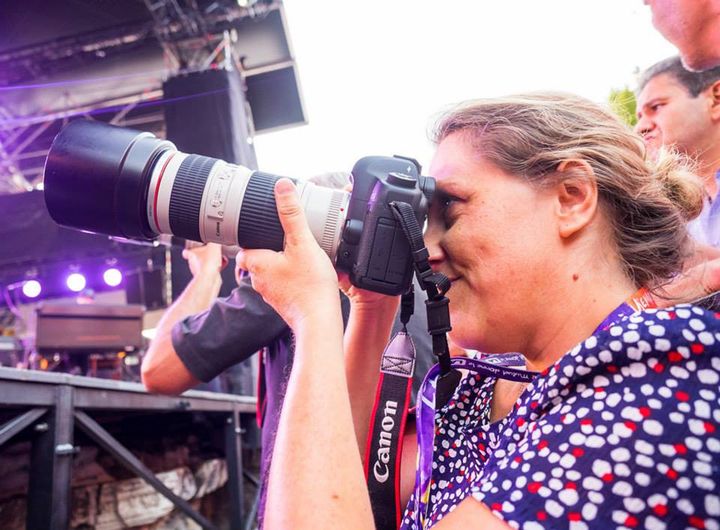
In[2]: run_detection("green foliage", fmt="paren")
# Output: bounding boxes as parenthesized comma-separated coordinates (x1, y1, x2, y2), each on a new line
(608, 87, 638, 127)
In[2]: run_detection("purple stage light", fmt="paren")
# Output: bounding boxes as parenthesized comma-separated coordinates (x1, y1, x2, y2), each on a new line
(103, 267, 123, 287)
(22, 280, 42, 298)
(66, 272, 87, 292)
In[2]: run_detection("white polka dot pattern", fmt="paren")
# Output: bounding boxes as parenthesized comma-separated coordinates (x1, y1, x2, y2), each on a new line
(400, 305, 720, 529)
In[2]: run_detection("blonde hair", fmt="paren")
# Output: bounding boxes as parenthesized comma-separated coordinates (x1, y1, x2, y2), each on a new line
(432, 92, 703, 290)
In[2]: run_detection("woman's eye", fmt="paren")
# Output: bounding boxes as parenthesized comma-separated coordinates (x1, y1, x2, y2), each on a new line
(440, 195, 460, 222)
(442, 195, 460, 211)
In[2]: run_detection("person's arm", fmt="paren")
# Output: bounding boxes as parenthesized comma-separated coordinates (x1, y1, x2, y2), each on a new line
(141, 244, 224, 394)
(340, 280, 400, 456)
(269, 301, 374, 530)
(335, 178, 407, 461)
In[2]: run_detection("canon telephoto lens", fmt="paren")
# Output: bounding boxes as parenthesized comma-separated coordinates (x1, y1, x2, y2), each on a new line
(44, 121, 349, 261)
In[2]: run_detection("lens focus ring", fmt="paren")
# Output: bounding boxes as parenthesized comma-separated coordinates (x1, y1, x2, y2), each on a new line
(168, 154, 218, 242)
(237, 171, 284, 251)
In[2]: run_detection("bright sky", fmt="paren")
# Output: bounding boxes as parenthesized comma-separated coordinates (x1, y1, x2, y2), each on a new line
(253, 0, 677, 179)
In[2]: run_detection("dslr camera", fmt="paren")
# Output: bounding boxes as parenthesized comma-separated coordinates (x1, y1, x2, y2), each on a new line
(43, 121, 435, 295)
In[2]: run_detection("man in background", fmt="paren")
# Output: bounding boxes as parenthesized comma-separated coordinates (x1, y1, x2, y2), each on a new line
(644, 0, 720, 71)
(636, 56, 720, 301)
(636, 56, 720, 244)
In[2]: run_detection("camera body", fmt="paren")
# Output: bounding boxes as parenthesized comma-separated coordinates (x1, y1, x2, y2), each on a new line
(339, 156, 434, 294)
(43, 121, 434, 295)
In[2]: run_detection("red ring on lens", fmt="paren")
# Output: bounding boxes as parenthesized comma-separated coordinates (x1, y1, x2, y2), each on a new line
(153, 152, 177, 231)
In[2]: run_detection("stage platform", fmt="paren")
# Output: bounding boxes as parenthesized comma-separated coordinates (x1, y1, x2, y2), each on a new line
(0, 366, 256, 530)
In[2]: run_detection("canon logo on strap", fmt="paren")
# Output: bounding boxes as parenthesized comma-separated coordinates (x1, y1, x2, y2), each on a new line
(373, 400, 398, 483)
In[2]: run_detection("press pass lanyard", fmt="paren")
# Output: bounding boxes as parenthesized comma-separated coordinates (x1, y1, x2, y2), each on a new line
(411, 287, 657, 528)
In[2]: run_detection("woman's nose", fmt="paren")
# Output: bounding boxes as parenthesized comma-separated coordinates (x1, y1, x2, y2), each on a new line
(423, 217, 446, 267)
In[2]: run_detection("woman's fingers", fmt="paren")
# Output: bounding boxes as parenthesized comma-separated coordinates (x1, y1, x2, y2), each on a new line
(274, 178, 313, 249)
(233, 178, 340, 328)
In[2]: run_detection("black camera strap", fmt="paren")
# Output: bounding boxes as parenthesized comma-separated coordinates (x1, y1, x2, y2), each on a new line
(365, 201, 459, 530)
(389, 201, 460, 410)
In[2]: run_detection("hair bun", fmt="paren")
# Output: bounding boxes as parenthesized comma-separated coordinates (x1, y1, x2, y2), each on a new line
(653, 148, 705, 222)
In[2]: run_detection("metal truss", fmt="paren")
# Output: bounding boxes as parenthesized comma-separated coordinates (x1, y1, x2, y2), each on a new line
(0, 0, 280, 87)
(0, 105, 40, 193)
(143, 0, 278, 71)
(0, 90, 165, 194)
(0, 22, 157, 88)
(0, 0, 282, 194)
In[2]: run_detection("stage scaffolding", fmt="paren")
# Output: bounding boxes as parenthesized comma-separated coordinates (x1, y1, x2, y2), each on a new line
(0, 366, 256, 530)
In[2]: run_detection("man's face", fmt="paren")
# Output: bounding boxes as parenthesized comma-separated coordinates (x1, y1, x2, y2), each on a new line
(635, 73, 715, 157)
(645, 0, 720, 70)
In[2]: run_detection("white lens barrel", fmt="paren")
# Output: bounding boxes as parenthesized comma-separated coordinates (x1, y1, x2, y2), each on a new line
(296, 181, 349, 262)
(147, 155, 349, 262)
(147, 150, 186, 235)
(199, 161, 254, 246)
(148, 155, 254, 247)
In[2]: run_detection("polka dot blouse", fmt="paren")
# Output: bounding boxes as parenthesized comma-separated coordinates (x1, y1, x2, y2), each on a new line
(401, 305, 720, 529)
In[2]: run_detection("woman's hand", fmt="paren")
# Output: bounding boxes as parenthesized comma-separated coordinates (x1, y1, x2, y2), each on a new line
(235, 179, 340, 330)
(335, 181, 400, 314)
(337, 271, 399, 311)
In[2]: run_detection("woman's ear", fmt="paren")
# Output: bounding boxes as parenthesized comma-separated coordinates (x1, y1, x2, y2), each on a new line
(554, 159, 599, 239)
(707, 79, 720, 122)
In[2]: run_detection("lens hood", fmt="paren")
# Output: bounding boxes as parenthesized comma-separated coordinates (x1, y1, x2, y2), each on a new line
(44, 120, 174, 239)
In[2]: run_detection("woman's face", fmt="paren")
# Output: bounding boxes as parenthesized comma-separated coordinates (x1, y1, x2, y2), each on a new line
(425, 132, 560, 354)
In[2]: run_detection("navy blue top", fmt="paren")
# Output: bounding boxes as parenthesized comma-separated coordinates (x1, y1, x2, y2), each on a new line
(401, 305, 720, 529)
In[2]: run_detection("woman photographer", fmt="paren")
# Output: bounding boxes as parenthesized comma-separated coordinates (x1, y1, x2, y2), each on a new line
(236, 92, 720, 529)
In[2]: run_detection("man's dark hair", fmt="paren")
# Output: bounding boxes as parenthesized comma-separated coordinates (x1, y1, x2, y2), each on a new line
(637, 56, 720, 97)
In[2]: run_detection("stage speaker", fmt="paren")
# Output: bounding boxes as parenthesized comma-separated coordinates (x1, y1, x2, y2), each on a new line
(126, 268, 167, 310)
(163, 68, 258, 168)
(245, 64, 305, 132)
(163, 68, 258, 301)
(36, 303, 144, 352)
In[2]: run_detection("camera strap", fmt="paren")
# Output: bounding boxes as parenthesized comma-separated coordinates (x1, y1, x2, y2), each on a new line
(364, 324, 415, 530)
(364, 201, 458, 530)
(389, 201, 459, 411)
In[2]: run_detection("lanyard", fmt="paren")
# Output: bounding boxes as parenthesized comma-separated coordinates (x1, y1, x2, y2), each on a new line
(411, 288, 657, 528)
(595, 287, 655, 332)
